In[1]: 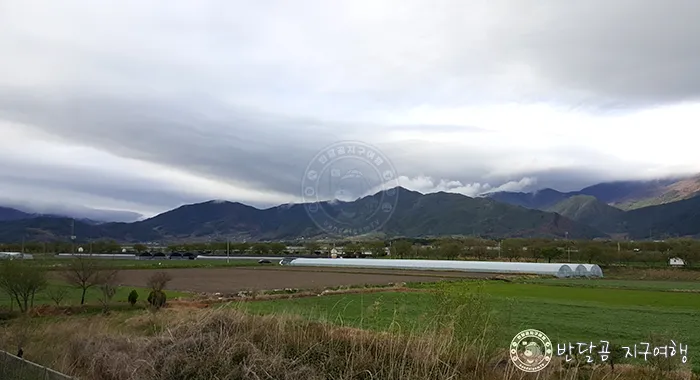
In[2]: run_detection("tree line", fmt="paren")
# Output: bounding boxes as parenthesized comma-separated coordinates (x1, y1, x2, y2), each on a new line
(2, 237, 699, 267)
(0, 256, 174, 314)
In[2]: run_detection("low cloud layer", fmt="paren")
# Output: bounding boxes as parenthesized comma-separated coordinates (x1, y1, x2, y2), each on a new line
(1, 1, 700, 219)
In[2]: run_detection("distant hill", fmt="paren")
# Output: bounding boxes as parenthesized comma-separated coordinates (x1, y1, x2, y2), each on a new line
(0, 203, 142, 224)
(485, 174, 700, 211)
(485, 188, 573, 209)
(546, 195, 625, 231)
(0, 206, 32, 222)
(0, 187, 606, 243)
(486, 175, 700, 239)
(616, 195, 700, 239)
(610, 175, 700, 210)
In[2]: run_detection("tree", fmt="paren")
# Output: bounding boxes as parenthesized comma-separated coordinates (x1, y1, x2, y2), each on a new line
(0, 260, 47, 313)
(128, 290, 139, 306)
(233, 242, 251, 254)
(367, 241, 387, 257)
(528, 245, 543, 262)
(147, 272, 172, 310)
(62, 256, 102, 305)
(583, 246, 603, 264)
(304, 242, 321, 255)
(132, 244, 147, 253)
(437, 239, 462, 260)
(472, 245, 487, 260)
(501, 240, 522, 262)
(147, 271, 173, 292)
(541, 247, 561, 263)
(390, 240, 412, 258)
(97, 269, 120, 314)
(251, 243, 270, 255)
(46, 286, 69, 306)
(267, 242, 287, 255)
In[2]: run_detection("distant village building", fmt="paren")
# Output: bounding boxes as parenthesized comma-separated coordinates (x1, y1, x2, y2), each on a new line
(669, 257, 685, 267)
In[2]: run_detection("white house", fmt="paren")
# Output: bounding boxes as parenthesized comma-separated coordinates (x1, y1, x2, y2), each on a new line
(669, 257, 685, 267)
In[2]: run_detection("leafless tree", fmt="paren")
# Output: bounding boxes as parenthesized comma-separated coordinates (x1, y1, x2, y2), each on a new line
(147, 271, 173, 291)
(0, 260, 47, 313)
(46, 286, 69, 306)
(62, 255, 102, 305)
(97, 269, 121, 314)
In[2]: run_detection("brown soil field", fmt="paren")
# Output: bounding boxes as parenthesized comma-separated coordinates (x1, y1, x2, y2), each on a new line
(115, 266, 499, 294)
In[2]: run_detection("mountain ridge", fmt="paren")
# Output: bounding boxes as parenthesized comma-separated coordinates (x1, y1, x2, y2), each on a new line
(0, 187, 606, 243)
(486, 173, 700, 211)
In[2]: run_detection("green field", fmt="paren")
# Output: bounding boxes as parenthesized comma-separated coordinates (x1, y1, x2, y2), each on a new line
(522, 278, 700, 292)
(232, 278, 699, 371)
(0, 280, 191, 310)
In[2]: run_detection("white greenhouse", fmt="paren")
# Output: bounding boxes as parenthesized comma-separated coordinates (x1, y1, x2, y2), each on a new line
(580, 264, 604, 277)
(0, 252, 33, 259)
(573, 264, 588, 277)
(280, 258, 603, 278)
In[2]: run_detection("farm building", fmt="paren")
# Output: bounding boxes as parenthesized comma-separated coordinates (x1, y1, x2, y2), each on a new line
(669, 257, 685, 267)
(280, 258, 602, 278)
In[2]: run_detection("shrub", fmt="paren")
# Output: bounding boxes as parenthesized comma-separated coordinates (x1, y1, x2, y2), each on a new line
(128, 290, 139, 306)
(147, 290, 166, 309)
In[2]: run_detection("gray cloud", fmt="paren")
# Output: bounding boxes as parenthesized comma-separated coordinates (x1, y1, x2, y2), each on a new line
(1, 0, 699, 218)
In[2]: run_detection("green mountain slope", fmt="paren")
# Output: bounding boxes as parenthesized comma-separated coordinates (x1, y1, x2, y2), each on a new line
(617, 195, 700, 239)
(546, 195, 625, 231)
(0, 187, 606, 243)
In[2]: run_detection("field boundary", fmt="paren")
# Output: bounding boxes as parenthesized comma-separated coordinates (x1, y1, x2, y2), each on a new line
(0, 350, 76, 380)
(177, 285, 430, 307)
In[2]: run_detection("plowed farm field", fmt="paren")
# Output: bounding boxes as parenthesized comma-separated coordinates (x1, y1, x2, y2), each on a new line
(116, 266, 497, 294)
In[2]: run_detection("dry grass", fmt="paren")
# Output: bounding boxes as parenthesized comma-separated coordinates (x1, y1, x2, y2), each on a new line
(0, 307, 696, 380)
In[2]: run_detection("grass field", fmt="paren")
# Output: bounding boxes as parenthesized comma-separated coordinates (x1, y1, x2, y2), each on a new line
(232, 278, 700, 372)
(0, 280, 191, 311)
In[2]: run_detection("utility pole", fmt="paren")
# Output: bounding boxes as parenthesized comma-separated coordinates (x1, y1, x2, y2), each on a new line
(70, 219, 75, 254)
(227, 238, 230, 264)
(565, 232, 570, 262)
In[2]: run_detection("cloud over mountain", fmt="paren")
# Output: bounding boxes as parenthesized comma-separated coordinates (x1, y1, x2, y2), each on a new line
(1, 0, 699, 217)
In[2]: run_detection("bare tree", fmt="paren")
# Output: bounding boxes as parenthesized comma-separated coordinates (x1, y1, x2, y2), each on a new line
(62, 255, 102, 305)
(46, 286, 69, 306)
(97, 269, 121, 314)
(0, 260, 47, 313)
(147, 271, 173, 292)
(146, 272, 172, 310)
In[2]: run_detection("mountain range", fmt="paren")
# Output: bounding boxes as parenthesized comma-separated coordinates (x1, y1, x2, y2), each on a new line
(0, 174, 699, 243)
(485, 174, 700, 211)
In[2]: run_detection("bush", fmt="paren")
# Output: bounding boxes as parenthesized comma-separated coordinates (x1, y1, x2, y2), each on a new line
(128, 290, 139, 306)
(147, 290, 166, 309)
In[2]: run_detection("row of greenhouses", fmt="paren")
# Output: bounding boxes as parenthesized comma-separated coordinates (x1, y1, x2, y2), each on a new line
(279, 258, 603, 278)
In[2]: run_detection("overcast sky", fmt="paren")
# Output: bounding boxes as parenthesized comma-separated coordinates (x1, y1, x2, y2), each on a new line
(1, 0, 700, 219)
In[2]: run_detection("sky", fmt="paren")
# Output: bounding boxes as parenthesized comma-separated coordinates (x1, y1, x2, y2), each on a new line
(1, 0, 700, 220)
